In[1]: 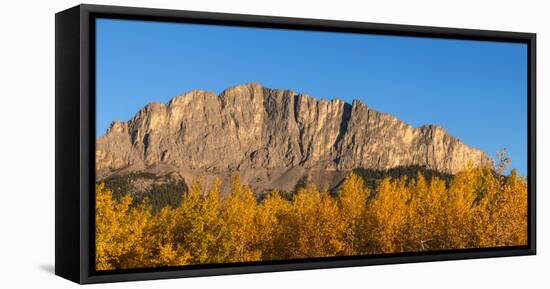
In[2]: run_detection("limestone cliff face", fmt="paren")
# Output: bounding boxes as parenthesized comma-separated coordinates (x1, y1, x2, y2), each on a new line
(96, 82, 487, 192)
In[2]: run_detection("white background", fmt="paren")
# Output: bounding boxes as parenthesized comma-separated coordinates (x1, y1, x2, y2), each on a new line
(0, 0, 547, 287)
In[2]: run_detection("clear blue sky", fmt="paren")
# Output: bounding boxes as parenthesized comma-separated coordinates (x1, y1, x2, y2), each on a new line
(96, 18, 528, 175)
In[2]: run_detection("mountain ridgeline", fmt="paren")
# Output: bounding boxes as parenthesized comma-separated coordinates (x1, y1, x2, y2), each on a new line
(96, 82, 487, 193)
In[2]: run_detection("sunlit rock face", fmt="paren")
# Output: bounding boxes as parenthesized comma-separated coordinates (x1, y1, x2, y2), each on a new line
(96, 82, 487, 193)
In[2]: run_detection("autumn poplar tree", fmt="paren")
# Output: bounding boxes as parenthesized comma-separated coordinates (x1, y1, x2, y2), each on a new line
(337, 173, 369, 255)
(217, 175, 260, 262)
(95, 183, 150, 270)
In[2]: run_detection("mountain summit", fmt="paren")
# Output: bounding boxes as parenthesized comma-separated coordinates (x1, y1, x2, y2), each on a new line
(96, 82, 487, 192)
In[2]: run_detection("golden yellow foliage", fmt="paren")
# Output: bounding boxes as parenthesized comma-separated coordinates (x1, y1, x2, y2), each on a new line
(365, 177, 410, 253)
(95, 183, 150, 270)
(216, 175, 260, 262)
(95, 153, 528, 270)
(337, 173, 369, 255)
(254, 190, 292, 260)
(288, 184, 347, 258)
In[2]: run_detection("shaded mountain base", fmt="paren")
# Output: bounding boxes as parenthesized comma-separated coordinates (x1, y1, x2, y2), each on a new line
(99, 165, 454, 213)
(352, 165, 453, 191)
(102, 172, 188, 213)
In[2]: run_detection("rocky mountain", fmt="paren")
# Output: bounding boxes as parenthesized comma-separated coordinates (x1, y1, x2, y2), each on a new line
(96, 82, 487, 193)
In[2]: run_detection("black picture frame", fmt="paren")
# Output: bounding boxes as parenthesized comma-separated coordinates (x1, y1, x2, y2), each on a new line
(55, 4, 536, 284)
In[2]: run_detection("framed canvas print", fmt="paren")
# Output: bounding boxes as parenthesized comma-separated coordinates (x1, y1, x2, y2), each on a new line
(55, 4, 536, 284)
